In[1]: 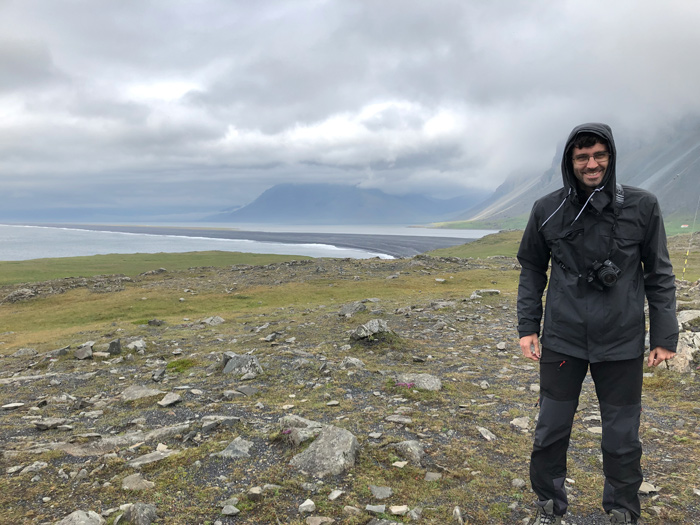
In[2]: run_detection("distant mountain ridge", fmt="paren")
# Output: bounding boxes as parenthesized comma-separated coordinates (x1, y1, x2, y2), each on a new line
(462, 121, 700, 225)
(209, 183, 491, 224)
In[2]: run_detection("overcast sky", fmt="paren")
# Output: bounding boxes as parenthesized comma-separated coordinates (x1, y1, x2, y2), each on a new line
(1, 0, 700, 220)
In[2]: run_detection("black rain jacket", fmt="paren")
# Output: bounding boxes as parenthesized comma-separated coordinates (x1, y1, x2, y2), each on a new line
(517, 123, 678, 362)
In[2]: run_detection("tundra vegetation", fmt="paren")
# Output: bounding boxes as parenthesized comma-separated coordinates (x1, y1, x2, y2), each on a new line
(0, 231, 698, 524)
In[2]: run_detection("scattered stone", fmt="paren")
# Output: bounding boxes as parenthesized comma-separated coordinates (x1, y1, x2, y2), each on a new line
(477, 427, 497, 442)
(395, 373, 442, 391)
(222, 352, 263, 376)
(369, 485, 393, 499)
(306, 518, 335, 525)
(74, 346, 93, 360)
(247, 486, 263, 501)
(453, 506, 464, 524)
(328, 490, 344, 501)
(390, 505, 409, 516)
(126, 340, 147, 351)
(221, 505, 240, 516)
(365, 504, 386, 515)
(339, 357, 365, 369)
(122, 473, 155, 491)
(120, 502, 158, 524)
(157, 392, 182, 407)
(339, 301, 367, 318)
(385, 415, 412, 425)
(55, 510, 105, 524)
(510, 416, 530, 431)
(121, 385, 164, 402)
(2, 402, 25, 410)
(11, 347, 38, 357)
(203, 316, 225, 326)
(299, 499, 316, 513)
(512, 478, 527, 489)
(350, 319, 393, 340)
(214, 437, 254, 459)
(33, 417, 70, 430)
(639, 481, 658, 494)
(587, 426, 603, 435)
(390, 440, 425, 466)
(424, 472, 442, 481)
(289, 426, 359, 477)
(127, 450, 175, 468)
(108, 339, 122, 355)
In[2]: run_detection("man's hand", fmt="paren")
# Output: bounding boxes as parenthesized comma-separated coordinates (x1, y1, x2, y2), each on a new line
(647, 346, 675, 367)
(520, 333, 541, 361)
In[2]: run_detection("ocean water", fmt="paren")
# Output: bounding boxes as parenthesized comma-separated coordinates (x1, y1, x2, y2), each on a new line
(0, 224, 394, 261)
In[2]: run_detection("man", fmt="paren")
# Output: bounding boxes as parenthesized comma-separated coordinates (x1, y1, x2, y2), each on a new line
(517, 123, 678, 524)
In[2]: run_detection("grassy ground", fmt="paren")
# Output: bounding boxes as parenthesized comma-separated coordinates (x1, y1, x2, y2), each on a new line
(0, 231, 698, 524)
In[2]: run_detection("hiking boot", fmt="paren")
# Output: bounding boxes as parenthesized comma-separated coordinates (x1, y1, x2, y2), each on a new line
(533, 499, 562, 525)
(609, 508, 637, 524)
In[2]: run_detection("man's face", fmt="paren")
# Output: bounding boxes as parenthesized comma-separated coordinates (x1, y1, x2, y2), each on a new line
(571, 142, 610, 193)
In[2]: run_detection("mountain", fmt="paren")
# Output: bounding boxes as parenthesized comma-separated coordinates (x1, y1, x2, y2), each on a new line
(461, 121, 700, 225)
(208, 183, 492, 225)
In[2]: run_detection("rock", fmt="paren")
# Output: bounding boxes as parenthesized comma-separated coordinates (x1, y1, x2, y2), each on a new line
(367, 520, 395, 525)
(222, 352, 263, 376)
(390, 505, 409, 515)
(157, 393, 182, 407)
(120, 502, 158, 524)
(477, 427, 497, 442)
(2, 402, 25, 410)
(496, 342, 507, 350)
(279, 414, 325, 446)
(453, 506, 464, 524)
(328, 490, 344, 501)
(369, 485, 393, 499)
(33, 417, 70, 430)
(126, 340, 147, 351)
(395, 373, 442, 391)
(424, 472, 442, 481)
(512, 478, 527, 489)
(203, 316, 225, 326)
(55, 510, 105, 524)
(11, 347, 38, 357)
(343, 506, 362, 516)
(122, 473, 155, 491)
(678, 310, 700, 331)
(299, 499, 316, 513)
(221, 505, 240, 516)
(639, 481, 658, 494)
(214, 437, 254, 459)
(306, 518, 335, 525)
(248, 486, 263, 501)
(339, 301, 367, 318)
(385, 415, 412, 425)
(510, 416, 530, 431)
(127, 450, 175, 468)
(108, 339, 122, 355)
(339, 357, 365, 369)
(289, 426, 359, 477)
(121, 385, 164, 402)
(365, 505, 386, 515)
(390, 440, 425, 466)
(74, 346, 93, 360)
(350, 319, 393, 340)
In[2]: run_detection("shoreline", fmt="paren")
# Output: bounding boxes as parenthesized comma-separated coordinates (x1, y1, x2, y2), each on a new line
(27, 223, 478, 258)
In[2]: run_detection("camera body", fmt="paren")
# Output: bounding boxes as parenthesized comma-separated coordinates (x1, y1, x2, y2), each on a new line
(587, 259, 622, 290)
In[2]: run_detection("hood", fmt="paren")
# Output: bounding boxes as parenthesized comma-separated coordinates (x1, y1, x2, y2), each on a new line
(561, 122, 617, 206)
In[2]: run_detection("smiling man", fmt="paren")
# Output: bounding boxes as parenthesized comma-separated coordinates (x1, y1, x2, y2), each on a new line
(517, 123, 678, 524)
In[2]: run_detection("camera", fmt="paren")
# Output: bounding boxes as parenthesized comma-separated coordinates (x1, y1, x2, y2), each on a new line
(586, 259, 622, 290)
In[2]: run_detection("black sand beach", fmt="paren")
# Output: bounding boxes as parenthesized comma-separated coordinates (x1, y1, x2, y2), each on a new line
(41, 224, 477, 258)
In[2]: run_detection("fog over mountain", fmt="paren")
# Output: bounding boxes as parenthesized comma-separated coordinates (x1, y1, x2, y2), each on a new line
(461, 119, 700, 225)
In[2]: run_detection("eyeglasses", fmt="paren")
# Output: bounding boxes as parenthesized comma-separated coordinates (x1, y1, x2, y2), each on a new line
(572, 151, 610, 165)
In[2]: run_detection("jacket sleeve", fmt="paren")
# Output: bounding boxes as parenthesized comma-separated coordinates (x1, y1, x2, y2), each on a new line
(517, 204, 551, 338)
(641, 200, 678, 352)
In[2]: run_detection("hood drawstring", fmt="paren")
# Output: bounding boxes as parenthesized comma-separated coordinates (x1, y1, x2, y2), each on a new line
(538, 188, 571, 232)
(571, 186, 605, 224)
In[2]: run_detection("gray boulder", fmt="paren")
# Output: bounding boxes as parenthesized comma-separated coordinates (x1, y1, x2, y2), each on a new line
(350, 319, 393, 341)
(395, 373, 442, 391)
(279, 414, 324, 446)
(222, 352, 263, 376)
(339, 301, 367, 318)
(289, 426, 359, 477)
(120, 502, 158, 525)
(390, 440, 425, 466)
(108, 339, 122, 355)
(55, 510, 105, 525)
(678, 310, 700, 331)
(214, 437, 254, 459)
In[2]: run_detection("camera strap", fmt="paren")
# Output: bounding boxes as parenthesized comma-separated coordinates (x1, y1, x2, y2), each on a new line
(606, 183, 624, 258)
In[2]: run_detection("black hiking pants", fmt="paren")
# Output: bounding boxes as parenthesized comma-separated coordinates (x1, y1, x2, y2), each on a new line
(530, 348, 644, 518)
